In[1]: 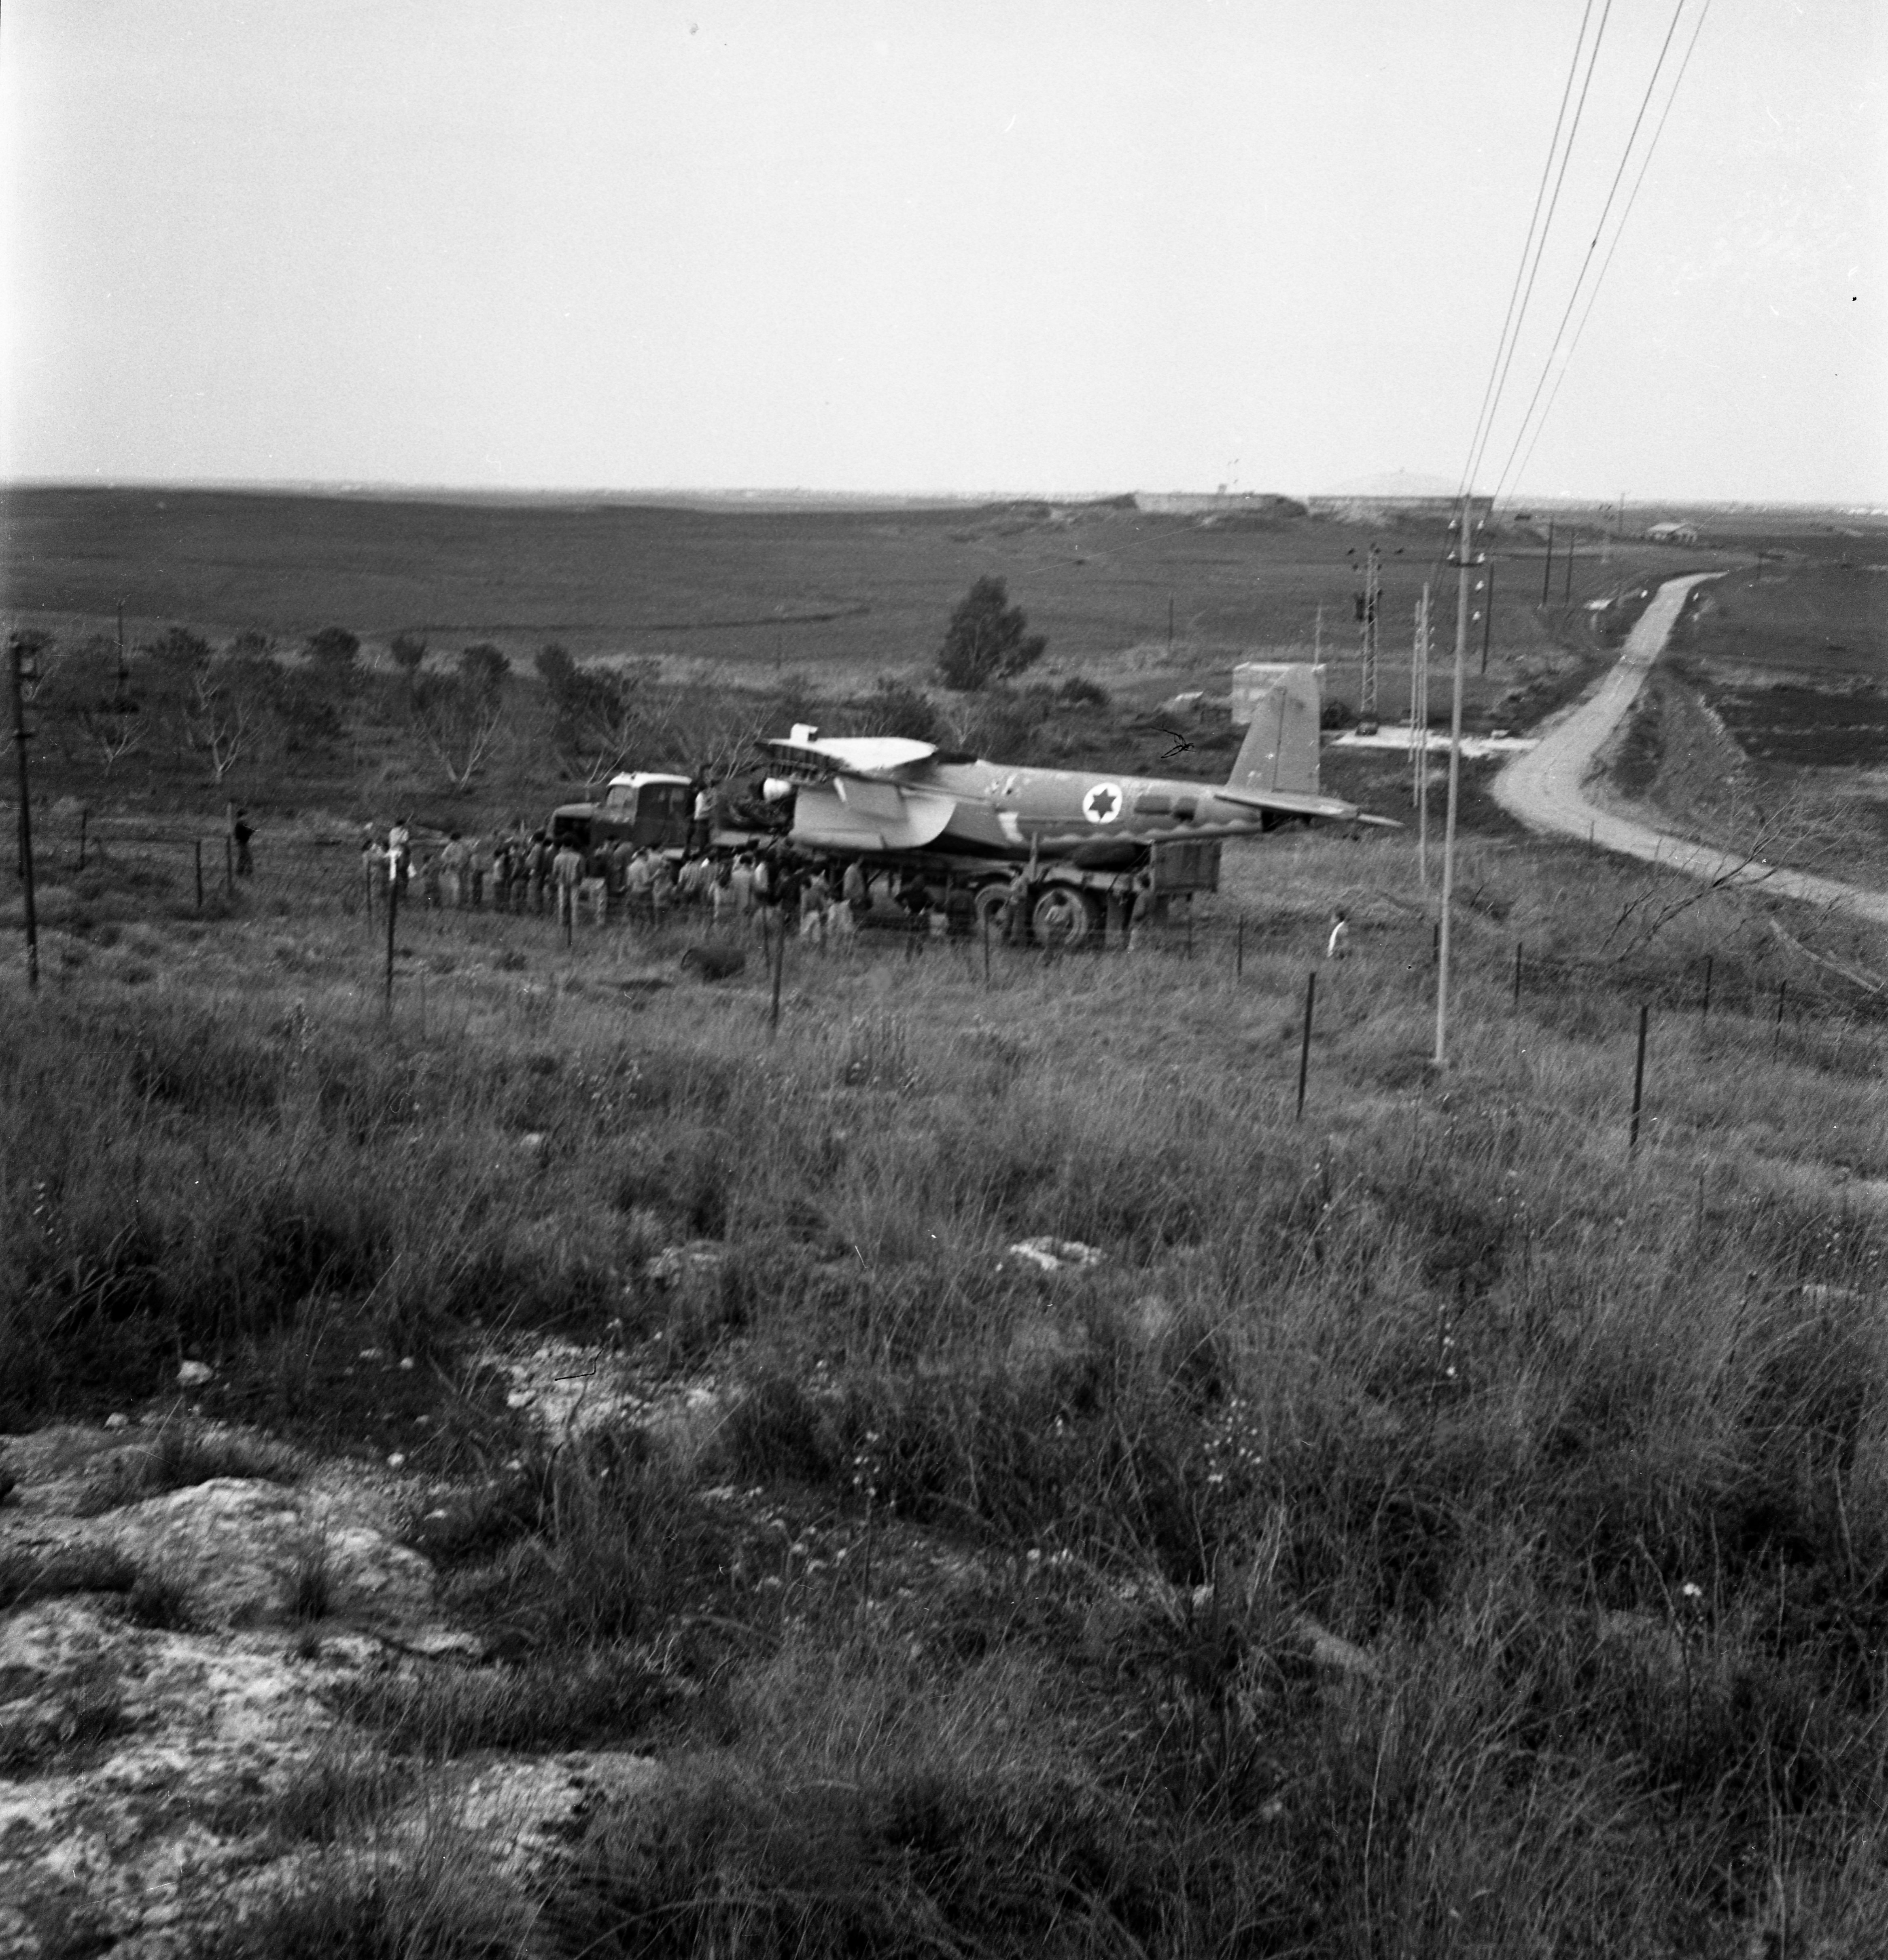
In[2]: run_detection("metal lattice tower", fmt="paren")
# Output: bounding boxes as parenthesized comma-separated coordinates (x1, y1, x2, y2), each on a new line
(1358, 545, 1381, 720)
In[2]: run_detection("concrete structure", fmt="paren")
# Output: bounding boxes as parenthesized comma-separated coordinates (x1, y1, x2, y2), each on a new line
(1132, 492, 1306, 519)
(1645, 521, 1701, 545)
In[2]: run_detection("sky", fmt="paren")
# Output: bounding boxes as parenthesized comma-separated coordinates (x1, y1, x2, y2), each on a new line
(0, 0, 1881, 505)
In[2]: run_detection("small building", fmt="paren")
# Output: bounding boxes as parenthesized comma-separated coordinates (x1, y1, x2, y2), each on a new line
(1645, 521, 1700, 545)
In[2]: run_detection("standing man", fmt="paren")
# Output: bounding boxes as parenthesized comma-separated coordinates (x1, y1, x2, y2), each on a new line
(388, 816, 412, 893)
(605, 835, 632, 923)
(1003, 862, 1031, 946)
(441, 831, 469, 908)
(581, 843, 610, 927)
(232, 809, 255, 878)
(689, 775, 714, 855)
(551, 834, 585, 929)
(489, 834, 513, 913)
(525, 832, 550, 914)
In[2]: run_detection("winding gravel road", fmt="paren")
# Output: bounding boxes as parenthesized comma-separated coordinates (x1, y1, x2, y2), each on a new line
(1491, 572, 1888, 927)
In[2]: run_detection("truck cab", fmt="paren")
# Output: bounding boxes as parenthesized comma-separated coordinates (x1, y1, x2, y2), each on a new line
(549, 772, 694, 855)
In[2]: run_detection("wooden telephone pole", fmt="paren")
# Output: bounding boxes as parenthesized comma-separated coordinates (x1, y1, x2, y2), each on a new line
(1358, 545, 1381, 721)
(1411, 585, 1432, 889)
(1434, 505, 1480, 1067)
(8, 636, 40, 990)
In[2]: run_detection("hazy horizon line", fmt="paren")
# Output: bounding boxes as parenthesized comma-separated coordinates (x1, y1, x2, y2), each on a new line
(4, 476, 1882, 516)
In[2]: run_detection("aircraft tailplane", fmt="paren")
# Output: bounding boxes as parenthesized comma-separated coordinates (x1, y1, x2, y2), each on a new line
(1224, 665, 1324, 799)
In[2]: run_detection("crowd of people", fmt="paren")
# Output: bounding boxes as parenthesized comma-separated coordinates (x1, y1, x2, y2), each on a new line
(353, 820, 961, 944)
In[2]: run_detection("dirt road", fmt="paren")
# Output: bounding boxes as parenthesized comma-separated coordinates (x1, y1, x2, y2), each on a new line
(1491, 573, 1888, 927)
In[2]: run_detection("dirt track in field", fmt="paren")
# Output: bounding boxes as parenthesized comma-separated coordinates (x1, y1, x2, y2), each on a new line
(1492, 572, 1888, 927)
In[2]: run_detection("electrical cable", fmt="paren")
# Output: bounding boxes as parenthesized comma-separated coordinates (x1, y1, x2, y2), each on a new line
(1502, 0, 1713, 503)
(1489, 0, 1701, 507)
(1456, 0, 1599, 505)
(1462, 3, 1618, 504)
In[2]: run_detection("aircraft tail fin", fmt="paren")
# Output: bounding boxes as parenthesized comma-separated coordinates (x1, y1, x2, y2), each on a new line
(1224, 664, 1324, 798)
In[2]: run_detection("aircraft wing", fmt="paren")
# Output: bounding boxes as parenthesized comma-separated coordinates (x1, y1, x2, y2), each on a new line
(790, 780, 957, 852)
(764, 734, 939, 783)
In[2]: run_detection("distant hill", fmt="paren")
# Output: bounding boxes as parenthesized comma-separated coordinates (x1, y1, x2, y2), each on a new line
(1320, 471, 1457, 499)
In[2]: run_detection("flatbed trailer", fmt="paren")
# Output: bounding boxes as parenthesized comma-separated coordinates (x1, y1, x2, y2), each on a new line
(548, 773, 1220, 947)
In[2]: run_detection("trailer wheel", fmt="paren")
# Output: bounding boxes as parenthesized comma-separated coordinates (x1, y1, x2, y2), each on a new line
(972, 882, 1012, 938)
(1031, 885, 1099, 949)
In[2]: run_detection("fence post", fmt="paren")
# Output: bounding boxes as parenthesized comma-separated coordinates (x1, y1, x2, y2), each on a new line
(1629, 1003, 1650, 1155)
(384, 863, 399, 1012)
(1295, 969, 1317, 1121)
(768, 916, 786, 1035)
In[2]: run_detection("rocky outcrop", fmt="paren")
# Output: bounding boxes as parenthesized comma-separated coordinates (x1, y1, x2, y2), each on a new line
(0, 1423, 656, 1956)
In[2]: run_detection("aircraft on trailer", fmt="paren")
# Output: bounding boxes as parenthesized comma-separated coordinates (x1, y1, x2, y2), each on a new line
(556, 666, 1395, 945)
(757, 664, 1389, 864)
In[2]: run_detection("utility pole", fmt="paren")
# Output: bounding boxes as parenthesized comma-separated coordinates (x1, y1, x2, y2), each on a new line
(1565, 527, 1576, 603)
(1413, 585, 1432, 890)
(1434, 502, 1478, 1067)
(1479, 560, 1495, 676)
(8, 635, 40, 990)
(1358, 544, 1381, 722)
(1313, 602, 1324, 667)
(1541, 521, 1554, 605)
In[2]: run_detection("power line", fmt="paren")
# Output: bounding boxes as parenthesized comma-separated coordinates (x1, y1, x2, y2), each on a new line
(1504, 0, 1714, 502)
(1460, 0, 1616, 501)
(1490, 0, 1702, 506)
(1456, 0, 1599, 503)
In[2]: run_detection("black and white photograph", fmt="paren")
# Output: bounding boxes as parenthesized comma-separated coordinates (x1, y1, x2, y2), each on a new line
(1, 2, 1883, 1952)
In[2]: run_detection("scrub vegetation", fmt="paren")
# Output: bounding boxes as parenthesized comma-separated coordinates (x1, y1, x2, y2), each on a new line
(6, 808, 1888, 1956)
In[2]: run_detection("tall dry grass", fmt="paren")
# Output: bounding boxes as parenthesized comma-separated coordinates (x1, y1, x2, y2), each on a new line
(6, 827, 1888, 1951)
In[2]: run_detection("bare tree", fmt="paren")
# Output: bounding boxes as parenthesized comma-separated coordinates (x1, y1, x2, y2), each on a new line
(411, 644, 511, 792)
(185, 660, 257, 785)
(79, 699, 146, 775)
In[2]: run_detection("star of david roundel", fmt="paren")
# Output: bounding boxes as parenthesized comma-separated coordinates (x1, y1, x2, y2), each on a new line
(1082, 782, 1124, 825)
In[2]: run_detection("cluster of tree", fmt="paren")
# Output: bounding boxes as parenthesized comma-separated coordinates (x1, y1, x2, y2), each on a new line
(13, 573, 1087, 796)
(23, 623, 358, 783)
(934, 576, 1047, 692)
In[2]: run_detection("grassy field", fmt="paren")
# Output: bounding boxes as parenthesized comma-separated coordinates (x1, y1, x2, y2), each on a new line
(7, 812, 1888, 1954)
(1, 484, 1690, 714)
(7, 488, 1888, 1953)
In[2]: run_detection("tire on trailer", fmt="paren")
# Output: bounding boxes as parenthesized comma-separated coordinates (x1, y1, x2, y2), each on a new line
(972, 881, 1012, 938)
(1030, 884, 1100, 949)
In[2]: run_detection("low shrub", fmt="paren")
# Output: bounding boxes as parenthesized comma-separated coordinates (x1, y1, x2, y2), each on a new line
(331, 1645, 676, 1758)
